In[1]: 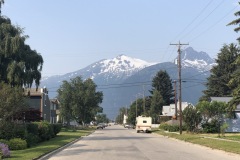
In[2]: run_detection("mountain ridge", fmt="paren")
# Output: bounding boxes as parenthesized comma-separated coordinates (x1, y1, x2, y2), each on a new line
(40, 47, 213, 119)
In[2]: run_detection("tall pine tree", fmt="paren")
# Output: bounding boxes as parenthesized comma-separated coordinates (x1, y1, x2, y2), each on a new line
(202, 43, 240, 100)
(151, 70, 174, 105)
(227, 2, 240, 42)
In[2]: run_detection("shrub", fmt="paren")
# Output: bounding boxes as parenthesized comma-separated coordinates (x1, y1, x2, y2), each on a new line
(13, 124, 27, 139)
(8, 138, 27, 150)
(168, 125, 179, 132)
(159, 123, 169, 130)
(0, 139, 9, 145)
(202, 120, 219, 133)
(0, 121, 14, 140)
(52, 124, 62, 136)
(26, 123, 39, 135)
(0, 143, 10, 158)
(34, 121, 52, 141)
(25, 133, 40, 147)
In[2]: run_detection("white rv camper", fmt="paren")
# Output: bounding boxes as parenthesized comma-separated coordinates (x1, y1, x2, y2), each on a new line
(136, 116, 152, 133)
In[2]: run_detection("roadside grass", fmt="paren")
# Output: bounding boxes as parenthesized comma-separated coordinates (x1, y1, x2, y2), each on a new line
(8, 127, 95, 160)
(153, 129, 240, 154)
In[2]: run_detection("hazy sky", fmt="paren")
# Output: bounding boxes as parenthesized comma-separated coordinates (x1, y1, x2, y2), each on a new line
(2, 0, 239, 77)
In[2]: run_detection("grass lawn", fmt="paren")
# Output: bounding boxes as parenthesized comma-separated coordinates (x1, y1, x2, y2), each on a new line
(153, 129, 240, 154)
(8, 127, 95, 160)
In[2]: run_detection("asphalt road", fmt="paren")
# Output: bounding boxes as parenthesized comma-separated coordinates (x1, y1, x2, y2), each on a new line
(47, 125, 240, 160)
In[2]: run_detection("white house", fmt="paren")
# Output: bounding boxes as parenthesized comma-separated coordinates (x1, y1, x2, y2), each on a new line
(211, 97, 240, 132)
(162, 102, 192, 117)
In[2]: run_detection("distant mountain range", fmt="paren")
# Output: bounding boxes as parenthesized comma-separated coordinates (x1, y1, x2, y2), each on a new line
(40, 47, 214, 120)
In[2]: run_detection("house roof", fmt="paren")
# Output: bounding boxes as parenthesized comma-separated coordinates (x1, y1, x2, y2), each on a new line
(210, 97, 232, 103)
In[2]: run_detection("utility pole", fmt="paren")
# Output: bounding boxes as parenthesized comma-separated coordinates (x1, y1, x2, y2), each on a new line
(170, 41, 188, 134)
(173, 80, 177, 120)
(142, 85, 146, 115)
(135, 97, 138, 118)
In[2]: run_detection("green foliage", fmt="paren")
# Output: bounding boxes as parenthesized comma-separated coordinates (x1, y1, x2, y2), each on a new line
(182, 104, 202, 132)
(202, 43, 240, 100)
(57, 77, 103, 125)
(96, 114, 109, 123)
(202, 120, 219, 133)
(151, 70, 174, 105)
(159, 123, 170, 130)
(33, 121, 53, 142)
(115, 107, 127, 124)
(13, 124, 27, 139)
(220, 123, 229, 137)
(0, 83, 28, 121)
(159, 123, 185, 132)
(26, 123, 38, 135)
(0, 139, 8, 145)
(196, 101, 227, 133)
(150, 90, 164, 123)
(0, 121, 14, 140)
(52, 124, 62, 136)
(0, 16, 43, 88)
(25, 133, 39, 147)
(8, 138, 27, 150)
(227, 2, 240, 42)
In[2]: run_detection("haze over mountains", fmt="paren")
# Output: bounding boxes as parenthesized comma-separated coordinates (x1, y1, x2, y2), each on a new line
(40, 47, 214, 119)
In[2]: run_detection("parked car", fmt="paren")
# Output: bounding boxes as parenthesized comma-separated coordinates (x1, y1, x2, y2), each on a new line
(97, 123, 104, 129)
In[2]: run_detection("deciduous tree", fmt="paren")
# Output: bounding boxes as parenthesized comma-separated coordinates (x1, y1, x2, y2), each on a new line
(0, 16, 43, 88)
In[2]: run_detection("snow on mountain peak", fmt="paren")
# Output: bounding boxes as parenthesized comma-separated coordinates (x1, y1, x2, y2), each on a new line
(180, 47, 215, 71)
(99, 54, 156, 74)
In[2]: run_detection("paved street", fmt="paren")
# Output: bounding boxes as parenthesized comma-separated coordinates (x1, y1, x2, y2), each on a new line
(47, 125, 240, 160)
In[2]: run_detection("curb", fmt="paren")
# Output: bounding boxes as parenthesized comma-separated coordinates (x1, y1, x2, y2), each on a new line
(36, 130, 95, 160)
(35, 137, 83, 160)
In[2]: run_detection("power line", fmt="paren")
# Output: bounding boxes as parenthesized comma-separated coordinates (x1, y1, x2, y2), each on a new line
(189, 5, 238, 42)
(171, 0, 214, 42)
(180, 0, 225, 40)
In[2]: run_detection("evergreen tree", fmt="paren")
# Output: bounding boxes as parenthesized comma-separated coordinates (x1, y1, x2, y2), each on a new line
(0, 0, 4, 16)
(227, 2, 240, 42)
(151, 70, 174, 105)
(202, 43, 240, 100)
(149, 90, 164, 123)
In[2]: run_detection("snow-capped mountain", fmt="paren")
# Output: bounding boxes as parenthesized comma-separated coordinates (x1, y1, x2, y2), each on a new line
(180, 47, 215, 71)
(83, 54, 157, 81)
(40, 47, 214, 119)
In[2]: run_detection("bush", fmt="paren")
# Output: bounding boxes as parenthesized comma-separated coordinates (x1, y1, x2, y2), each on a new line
(52, 124, 62, 136)
(202, 120, 219, 133)
(168, 125, 179, 132)
(0, 143, 10, 158)
(34, 121, 52, 141)
(8, 138, 27, 150)
(0, 121, 14, 140)
(25, 133, 40, 147)
(159, 123, 169, 130)
(0, 139, 9, 145)
(13, 124, 27, 139)
(26, 123, 39, 135)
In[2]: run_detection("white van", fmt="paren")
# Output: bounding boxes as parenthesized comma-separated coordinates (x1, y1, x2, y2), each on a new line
(136, 116, 152, 133)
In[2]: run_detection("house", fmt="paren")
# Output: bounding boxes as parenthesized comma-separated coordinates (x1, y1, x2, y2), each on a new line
(25, 87, 50, 122)
(162, 102, 191, 117)
(50, 98, 61, 124)
(210, 97, 240, 132)
(123, 114, 128, 125)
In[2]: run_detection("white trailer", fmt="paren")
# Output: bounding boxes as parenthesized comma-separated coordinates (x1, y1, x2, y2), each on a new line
(136, 116, 152, 133)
